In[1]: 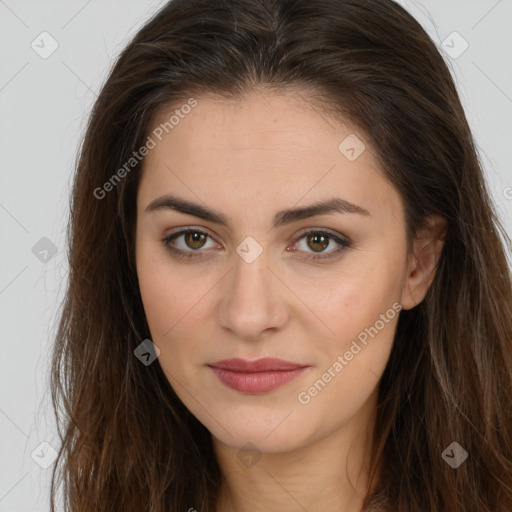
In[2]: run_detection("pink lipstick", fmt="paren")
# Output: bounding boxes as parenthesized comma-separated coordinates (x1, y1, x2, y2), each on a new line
(208, 357, 310, 394)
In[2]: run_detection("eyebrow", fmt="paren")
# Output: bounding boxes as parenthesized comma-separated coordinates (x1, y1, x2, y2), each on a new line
(145, 194, 370, 228)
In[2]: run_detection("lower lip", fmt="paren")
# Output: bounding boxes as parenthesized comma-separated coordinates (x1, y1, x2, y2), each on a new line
(210, 366, 309, 394)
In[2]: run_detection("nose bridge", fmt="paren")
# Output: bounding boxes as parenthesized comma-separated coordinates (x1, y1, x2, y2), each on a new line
(216, 239, 288, 339)
(229, 242, 273, 311)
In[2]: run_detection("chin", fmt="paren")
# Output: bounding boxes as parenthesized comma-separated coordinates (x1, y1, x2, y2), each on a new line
(214, 431, 305, 455)
(206, 410, 314, 454)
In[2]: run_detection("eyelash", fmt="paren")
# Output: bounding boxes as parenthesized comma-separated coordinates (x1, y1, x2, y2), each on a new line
(161, 228, 352, 262)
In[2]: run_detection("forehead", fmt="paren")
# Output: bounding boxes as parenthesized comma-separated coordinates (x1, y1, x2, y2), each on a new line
(138, 90, 402, 225)
(148, 90, 352, 156)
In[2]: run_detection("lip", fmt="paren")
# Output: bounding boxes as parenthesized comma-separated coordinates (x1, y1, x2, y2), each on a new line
(209, 357, 308, 372)
(208, 358, 310, 394)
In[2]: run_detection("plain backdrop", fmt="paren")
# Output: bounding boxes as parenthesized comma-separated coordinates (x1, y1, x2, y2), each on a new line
(0, 1, 511, 510)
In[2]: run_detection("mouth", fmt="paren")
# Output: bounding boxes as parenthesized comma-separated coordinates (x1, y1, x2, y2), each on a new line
(208, 358, 310, 394)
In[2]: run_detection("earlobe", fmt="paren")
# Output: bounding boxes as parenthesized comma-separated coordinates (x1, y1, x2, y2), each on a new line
(400, 215, 447, 310)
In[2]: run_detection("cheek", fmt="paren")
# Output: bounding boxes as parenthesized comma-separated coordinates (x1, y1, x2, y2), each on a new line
(136, 257, 196, 387)
(136, 241, 190, 340)
(318, 253, 404, 398)
(306, 252, 405, 343)
(296, 277, 401, 430)
(135, 242, 213, 379)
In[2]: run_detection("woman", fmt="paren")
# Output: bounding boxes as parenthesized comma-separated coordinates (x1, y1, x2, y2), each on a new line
(49, 0, 512, 510)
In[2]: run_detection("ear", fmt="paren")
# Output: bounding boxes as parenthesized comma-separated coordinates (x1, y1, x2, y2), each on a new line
(400, 214, 447, 310)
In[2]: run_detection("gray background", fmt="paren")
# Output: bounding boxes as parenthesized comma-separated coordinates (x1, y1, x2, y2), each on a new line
(0, 1, 511, 510)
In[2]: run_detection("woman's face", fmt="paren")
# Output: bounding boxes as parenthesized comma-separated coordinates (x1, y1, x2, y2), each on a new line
(135, 90, 415, 453)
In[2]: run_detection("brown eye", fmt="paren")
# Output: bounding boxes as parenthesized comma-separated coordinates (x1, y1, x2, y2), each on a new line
(162, 229, 217, 259)
(183, 231, 208, 250)
(162, 227, 351, 262)
(305, 233, 330, 253)
(291, 229, 351, 261)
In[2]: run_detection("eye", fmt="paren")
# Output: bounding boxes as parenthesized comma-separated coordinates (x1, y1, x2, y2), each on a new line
(161, 228, 352, 261)
(289, 229, 351, 261)
(162, 228, 218, 259)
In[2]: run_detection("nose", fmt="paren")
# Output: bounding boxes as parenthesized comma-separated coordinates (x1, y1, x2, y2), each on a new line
(216, 248, 289, 341)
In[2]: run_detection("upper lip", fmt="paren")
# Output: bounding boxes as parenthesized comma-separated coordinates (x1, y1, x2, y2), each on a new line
(208, 357, 309, 372)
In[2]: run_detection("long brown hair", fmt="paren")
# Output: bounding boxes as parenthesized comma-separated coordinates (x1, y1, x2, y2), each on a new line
(49, 0, 512, 510)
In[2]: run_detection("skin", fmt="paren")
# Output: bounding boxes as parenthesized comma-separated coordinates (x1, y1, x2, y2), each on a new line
(135, 89, 445, 512)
